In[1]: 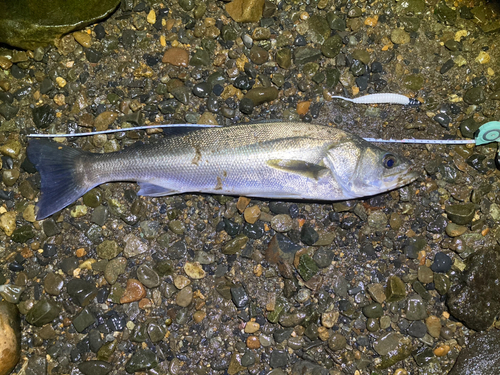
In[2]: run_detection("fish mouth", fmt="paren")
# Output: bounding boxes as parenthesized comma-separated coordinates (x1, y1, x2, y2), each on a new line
(388, 167, 419, 188)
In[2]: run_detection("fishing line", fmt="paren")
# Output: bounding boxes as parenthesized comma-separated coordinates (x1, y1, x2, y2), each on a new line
(27, 124, 222, 138)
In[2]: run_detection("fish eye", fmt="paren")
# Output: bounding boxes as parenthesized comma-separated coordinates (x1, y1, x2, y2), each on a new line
(382, 154, 396, 169)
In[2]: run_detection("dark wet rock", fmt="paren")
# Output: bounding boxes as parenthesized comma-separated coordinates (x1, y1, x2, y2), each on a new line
(231, 285, 249, 308)
(244, 87, 278, 106)
(26, 298, 61, 326)
(73, 306, 96, 333)
(407, 320, 427, 338)
(291, 361, 328, 375)
(97, 240, 121, 260)
(90, 206, 109, 226)
(266, 234, 301, 263)
(445, 203, 475, 225)
(78, 360, 113, 375)
(449, 330, 500, 375)
(440, 59, 455, 74)
(460, 117, 480, 138)
(190, 49, 210, 66)
(0, 103, 19, 120)
(447, 248, 500, 331)
(276, 48, 292, 69)
(434, 113, 451, 128)
(42, 218, 60, 237)
(32, 104, 56, 129)
(463, 87, 486, 105)
(67, 279, 98, 307)
(136, 265, 159, 288)
(431, 252, 452, 273)
(406, 294, 427, 320)
(239, 97, 254, 114)
(362, 303, 383, 318)
(125, 348, 158, 373)
(434, 273, 451, 295)
(294, 46, 322, 65)
(301, 224, 319, 245)
(0, 302, 21, 375)
(44, 272, 64, 296)
(321, 35, 343, 58)
(413, 347, 435, 366)
(376, 335, 413, 369)
(0, 0, 120, 49)
(385, 275, 406, 302)
(296, 254, 318, 281)
(270, 350, 288, 368)
(434, 1, 456, 25)
(12, 225, 35, 243)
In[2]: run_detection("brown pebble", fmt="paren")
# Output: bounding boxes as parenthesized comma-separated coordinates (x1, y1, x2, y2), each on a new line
(138, 298, 153, 309)
(434, 344, 450, 357)
(246, 335, 260, 349)
(193, 311, 206, 323)
(162, 47, 189, 67)
(317, 326, 330, 341)
(244, 321, 260, 334)
(426, 315, 441, 338)
(73, 31, 92, 48)
(75, 248, 87, 257)
(120, 279, 146, 304)
(0, 302, 21, 375)
(237, 196, 251, 212)
(244, 205, 260, 224)
(296, 100, 311, 115)
(94, 111, 118, 132)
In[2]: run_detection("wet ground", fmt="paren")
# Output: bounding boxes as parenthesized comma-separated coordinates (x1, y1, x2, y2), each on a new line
(1, 0, 500, 374)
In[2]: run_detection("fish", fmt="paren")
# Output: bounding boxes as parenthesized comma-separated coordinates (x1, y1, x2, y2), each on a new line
(27, 122, 418, 220)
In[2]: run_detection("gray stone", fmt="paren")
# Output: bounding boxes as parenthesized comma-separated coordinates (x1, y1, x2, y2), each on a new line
(449, 330, 500, 375)
(447, 248, 500, 331)
(406, 294, 428, 321)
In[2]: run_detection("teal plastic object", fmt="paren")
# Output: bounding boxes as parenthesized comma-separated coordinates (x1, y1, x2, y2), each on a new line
(475, 121, 500, 146)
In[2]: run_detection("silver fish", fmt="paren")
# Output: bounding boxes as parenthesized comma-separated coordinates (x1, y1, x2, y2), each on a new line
(27, 122, 418, 220)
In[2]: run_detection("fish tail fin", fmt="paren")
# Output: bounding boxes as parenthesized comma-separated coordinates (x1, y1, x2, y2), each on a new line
(27, 139, 94, 220)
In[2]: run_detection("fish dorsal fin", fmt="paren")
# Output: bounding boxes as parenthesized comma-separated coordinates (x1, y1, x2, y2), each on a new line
(266, 159, 330, 180)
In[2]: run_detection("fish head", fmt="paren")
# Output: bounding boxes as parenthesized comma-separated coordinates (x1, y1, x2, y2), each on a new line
(325, 137, 418, 198)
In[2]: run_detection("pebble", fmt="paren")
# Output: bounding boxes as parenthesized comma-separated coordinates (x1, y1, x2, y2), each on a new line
(176, 286, 193, 307)
(94, 111, 118, 131)
(406, 294, 428, 320)
(362, 303, 384, 318)
(445, 203, 475, 225)
(225, 0, 264, 22)
(78, 360, 113, 375)
(97, 240, 122, 260)
(0, 211, 16, 236)
(328, 333, 347, 351)
(137, 265, 160, 288)
(174, 275, 191, 289)
(184, 262, 206, 279)
(246, 335, 260, 349)
(162, 47, 189, 67)
(73, 31, 92, 48)
(0, 302, 21, 375)
(0, 140, 21, 159)
(25, 298, 61, 326)
(407, 320, 427, 338)
(120, 279, 146, 304)
(243, 205, 260, 224)
(245, 321, 260, 333)
(431, 252, 452, 273)
(244, 87, 278, 106)
(193, 310, 206, 323)
(446, 223, 467, 237)
(417, 265, 433, 284)
(104, 257, 127, 285)
(367, 283, 386, 304)
(391, 28, 410, 44)
(43, 273, 64, 296)
(385, 275, 406, 302)
(123, 234, 148, 258)
(271, 214, 293, 232)
(425, 315, 441, 338)
(124, 349, 158, 373)
(67, 279, 97, 307)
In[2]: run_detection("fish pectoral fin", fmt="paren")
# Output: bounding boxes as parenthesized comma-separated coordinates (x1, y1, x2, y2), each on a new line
(138, 182, 178, 197)
(266, 159, 330, 180)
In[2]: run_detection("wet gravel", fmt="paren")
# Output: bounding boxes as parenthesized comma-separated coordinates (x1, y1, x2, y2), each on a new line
(1, 0, 500, 374)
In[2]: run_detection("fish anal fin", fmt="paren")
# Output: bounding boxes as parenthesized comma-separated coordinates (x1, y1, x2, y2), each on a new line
(266, 159, 330, 180)
(138, 182, 177, 197)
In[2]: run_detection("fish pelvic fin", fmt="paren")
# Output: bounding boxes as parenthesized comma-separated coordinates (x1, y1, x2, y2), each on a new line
(27, 139, 93, 220)
(138, 182, 178, 197)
